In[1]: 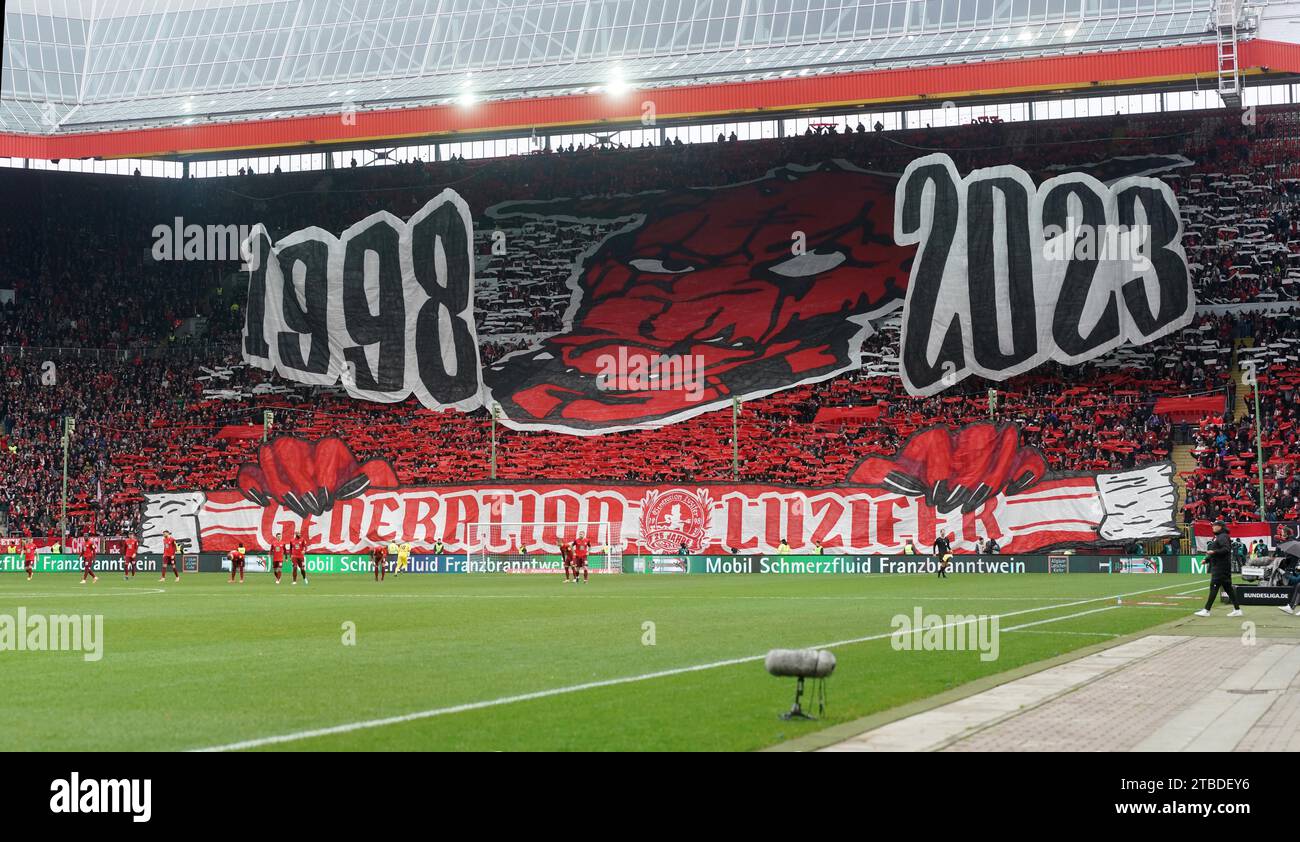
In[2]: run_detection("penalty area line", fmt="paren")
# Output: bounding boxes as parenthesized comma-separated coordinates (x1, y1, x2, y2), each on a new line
(192, 578, 1203, 752)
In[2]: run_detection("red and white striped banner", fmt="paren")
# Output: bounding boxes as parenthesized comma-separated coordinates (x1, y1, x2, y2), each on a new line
(142, 465, 1176, 555)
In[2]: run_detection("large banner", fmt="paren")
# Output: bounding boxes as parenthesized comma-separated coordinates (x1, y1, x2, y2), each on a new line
(141, 424, 1177, 554)
(479, 161, 909, 433)
(894, 154, 1193, 396)
(242, 156, 1192, 434)
(241, 190, 483, 414)
(242, 161, 910, 435)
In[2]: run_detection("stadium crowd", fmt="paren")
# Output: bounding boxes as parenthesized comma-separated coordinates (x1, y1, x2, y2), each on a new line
(1, 105, 1298, 541)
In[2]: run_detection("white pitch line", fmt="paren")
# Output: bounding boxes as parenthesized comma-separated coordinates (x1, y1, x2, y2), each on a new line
(193, 578, 1204, 752)
(170, 592, 1099, 602)
(1004, 629, 1118, 637)
(1001, 605, 1120, 631)
(0, 587, 166, 598)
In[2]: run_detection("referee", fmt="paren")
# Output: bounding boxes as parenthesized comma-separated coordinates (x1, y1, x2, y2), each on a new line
(934, 533, 953, 579)
(1195, 520, 1243, 617)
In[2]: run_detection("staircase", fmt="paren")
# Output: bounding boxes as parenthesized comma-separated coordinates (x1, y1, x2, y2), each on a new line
(1231, 340, 1260, 517)
(1166, 335, 1256, 553)
(1168, 443, 1198, 554)
(1170, 444, 1198, 515)
(1231, 343, 1252, 422)
(1215, 0, 1242, 110)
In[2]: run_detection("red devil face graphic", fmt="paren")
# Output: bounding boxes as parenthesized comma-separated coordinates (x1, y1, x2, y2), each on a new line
(484, 161, 911, 433)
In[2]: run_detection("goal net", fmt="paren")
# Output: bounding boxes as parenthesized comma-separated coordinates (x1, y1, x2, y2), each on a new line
(463, 522, 623, 574)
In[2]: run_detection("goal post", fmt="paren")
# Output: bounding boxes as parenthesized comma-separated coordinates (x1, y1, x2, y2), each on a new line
(463, 522, 624, 574)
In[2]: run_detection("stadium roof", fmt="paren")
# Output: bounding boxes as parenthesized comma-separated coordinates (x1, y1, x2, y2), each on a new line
(2, 0, 1298, 160)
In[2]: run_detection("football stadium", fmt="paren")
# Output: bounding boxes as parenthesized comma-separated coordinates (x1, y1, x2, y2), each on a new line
(2, 0, 1300, 776)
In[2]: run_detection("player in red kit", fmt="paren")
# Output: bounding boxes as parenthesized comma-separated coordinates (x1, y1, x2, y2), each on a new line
(80, 539, 99, 584)
(23, 539, 37, 581)
(289, 535, 309, 585)
(370, 544, 388, 582)
(560, 540, 574, 583)
(572, 534, 591, 584)
(228, 544, 247, 584)
(122, 536, 139, 580)
(160, 530, 181, 581)
(269, 537, 286, 584)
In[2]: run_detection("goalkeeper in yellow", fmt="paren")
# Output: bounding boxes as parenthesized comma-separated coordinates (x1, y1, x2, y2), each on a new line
(392, 540, 412, 575)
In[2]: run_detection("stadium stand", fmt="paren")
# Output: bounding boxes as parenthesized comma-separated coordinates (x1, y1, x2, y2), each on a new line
(1, 106, 1298, 540)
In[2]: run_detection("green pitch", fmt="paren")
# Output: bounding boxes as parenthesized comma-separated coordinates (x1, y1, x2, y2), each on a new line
(0, 571, 1216, 751)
